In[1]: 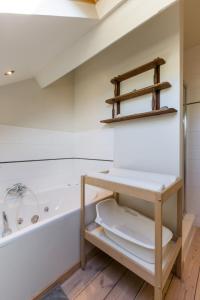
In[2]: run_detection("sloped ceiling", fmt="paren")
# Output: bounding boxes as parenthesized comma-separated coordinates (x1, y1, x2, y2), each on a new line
(184, 0, 200, 49)
(0, 0, 98, 86)
(0, 14, 98, 86)
(0, 0, 178, 87)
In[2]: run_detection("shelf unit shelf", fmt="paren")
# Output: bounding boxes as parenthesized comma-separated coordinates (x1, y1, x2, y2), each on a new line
(110, 57, 166, 83)
(100, 108, 177, 124)
(101, 57, 177, 123)
(80, 172, 183, 300)
(85, 225, 182, 288)
(105, 82, 171, 104)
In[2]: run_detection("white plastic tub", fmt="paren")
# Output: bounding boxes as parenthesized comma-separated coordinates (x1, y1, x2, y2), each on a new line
(95, 199, 173, 263)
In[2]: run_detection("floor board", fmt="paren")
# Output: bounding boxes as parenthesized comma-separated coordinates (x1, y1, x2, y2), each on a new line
(105, 270, 144, 300)
(62, 252, 111, 299)
(135, 282, 154, 300)
(75, 260, 126, 300)
(61, 228, 200, 300)
(166, 228, 200, 300)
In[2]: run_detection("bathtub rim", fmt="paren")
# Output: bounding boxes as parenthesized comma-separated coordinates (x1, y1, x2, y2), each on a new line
(0, 189, 113, 248)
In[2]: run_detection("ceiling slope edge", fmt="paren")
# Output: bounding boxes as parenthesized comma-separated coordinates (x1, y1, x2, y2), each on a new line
(36, 0, 177, 88)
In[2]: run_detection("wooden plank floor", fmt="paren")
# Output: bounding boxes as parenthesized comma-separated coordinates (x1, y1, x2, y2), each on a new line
(62, 228, 200, 300)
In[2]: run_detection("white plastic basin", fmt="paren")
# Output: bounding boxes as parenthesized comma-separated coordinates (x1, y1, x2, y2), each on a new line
(95, 199, 173, 264)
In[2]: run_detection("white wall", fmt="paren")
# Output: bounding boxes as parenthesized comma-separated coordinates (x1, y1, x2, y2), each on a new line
(0, 124, 113, 198)
(73, 4, 182, 229)
(0, 75, 74, 131)
(0, 4, 183, 299)
(0, 124, 73, 162)
(113, 5, 182, 176)
(37, 0, 177, 87)
(184, 45, 200, 225)
(74, 6, 182, 171)
(0, 3, 182, 230)
(0, 71, 113, 196)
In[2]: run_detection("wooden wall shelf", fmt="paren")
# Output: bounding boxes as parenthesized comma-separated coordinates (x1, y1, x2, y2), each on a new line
(101, 57, 177, 123)
(100, 108, 177, 124)
(106, 82, 171, 104)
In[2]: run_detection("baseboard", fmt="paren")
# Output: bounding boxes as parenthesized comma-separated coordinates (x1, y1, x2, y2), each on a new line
(32, 248, 99, 300)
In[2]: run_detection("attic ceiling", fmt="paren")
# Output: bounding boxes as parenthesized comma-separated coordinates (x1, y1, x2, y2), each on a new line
(0, 14, 98, 86)
(0, 0, 99, 86)
(0, 0, 183, 87)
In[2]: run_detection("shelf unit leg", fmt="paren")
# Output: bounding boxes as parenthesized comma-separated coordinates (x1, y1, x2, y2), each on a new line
(155, 201, 163, 299)
(175, 187, 183, 279)
(154, 287, 163, 300)
(80, 175, 86, 270)
(113, 192, 119, 204)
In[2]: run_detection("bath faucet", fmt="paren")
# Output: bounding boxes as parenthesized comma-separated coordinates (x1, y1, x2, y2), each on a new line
(6, 183, 28, 198)
(2, 211, 12, 237)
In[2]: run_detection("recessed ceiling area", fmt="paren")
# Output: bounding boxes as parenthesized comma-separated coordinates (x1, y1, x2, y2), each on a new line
(0, 0, 114, 87)
(184, 0, 200, 49)
(0, 0, 178, 87)
(0, 0, 99, 86)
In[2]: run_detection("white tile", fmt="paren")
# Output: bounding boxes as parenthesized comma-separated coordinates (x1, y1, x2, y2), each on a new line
(73, 128, 114, 160)
(114, 118, 179, 175)
(187, 104, 200, 131)
(74, 159, 113, 182)
(0, 125, 114, 202)
(0, 125, 74, 161)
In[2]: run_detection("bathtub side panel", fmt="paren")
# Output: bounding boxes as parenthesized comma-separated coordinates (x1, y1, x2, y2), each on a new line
(0, 211, 81, 300)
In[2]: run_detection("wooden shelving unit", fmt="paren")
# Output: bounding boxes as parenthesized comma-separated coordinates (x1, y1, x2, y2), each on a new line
(100, 57, 177, 123)
(80, 172, 183, 300)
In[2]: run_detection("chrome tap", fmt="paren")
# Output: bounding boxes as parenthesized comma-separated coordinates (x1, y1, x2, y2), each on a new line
(6, 183, 28, 198)
(2, 211, 12, 237)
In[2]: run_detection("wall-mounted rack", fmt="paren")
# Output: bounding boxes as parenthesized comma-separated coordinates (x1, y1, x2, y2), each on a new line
(100, 57, 177, 124)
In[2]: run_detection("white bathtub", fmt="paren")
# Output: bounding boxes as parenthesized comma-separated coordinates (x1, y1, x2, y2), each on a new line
(0, 184, 112, 300)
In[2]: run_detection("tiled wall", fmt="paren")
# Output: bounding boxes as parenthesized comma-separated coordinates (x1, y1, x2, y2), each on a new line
(0, 124, 114, 200)
(185, 45, 200, 226)
(73, 128, 113, 160)
(0, 124, 73, 162)
(186, 104, 200, 226)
